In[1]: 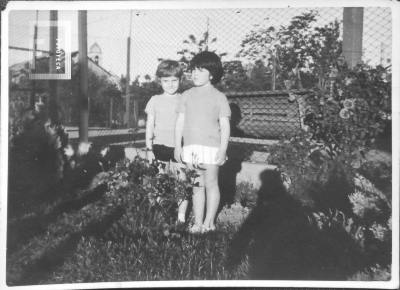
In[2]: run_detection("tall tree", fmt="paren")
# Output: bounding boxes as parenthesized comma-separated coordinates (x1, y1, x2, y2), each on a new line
(176, 32, 227, 72)
(237, 11, 342, 90)
(87, 71, 122, 127)
(219, 60, 272, 92)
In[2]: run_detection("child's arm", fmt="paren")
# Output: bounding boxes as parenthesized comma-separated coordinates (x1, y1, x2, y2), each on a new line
(215, 116, 230, 165)
(145, 114, 156, 163)
(174, 113, 185, 163)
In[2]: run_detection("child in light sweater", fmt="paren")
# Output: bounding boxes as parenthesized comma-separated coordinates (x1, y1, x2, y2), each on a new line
(174, 51, 231, 233)
(145, 60, 188, 223)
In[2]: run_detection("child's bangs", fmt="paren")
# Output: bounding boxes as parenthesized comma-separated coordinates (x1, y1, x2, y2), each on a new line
(190, 65, 205, 71)
(190, 59, 215, 73)
(159, 68, 180, 78)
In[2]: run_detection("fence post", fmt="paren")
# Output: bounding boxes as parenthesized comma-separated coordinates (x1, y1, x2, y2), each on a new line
(271, 52, 276, 91)
(49, 10, 58, 124)
(78, 10, 89, 144)
(134, 98, 139, 127)
(125, 36, 131, 128)
(109, 98, 113, 127)
(342, 7, 364, 69)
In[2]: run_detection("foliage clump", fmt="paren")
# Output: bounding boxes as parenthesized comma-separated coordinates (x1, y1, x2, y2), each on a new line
(267, 55, 391, 209)
(8, 104, 70, 217)
(263, 57, 392, 279)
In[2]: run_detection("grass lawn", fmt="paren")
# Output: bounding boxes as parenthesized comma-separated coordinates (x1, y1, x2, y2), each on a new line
(6, 177, 248, 286)
(6, 156, 392, 285)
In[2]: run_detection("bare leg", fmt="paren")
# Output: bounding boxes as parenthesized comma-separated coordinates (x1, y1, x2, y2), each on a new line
(202, 164, 220, 230)
(187, 162, 205, 232)
(172, 162, 189, 222)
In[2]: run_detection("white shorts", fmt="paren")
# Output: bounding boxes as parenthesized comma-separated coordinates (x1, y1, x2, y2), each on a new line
(182, 144, 226, 165)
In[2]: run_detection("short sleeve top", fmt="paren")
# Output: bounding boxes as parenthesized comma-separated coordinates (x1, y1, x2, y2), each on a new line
(177, 85, 231, 148)
(145, 93, 180, 147)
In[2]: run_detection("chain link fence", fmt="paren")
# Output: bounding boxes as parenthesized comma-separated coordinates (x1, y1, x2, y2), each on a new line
(8, 7, 392, 163)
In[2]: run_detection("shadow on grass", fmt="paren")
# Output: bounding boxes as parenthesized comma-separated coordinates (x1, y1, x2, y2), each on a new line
(308, 166, 355, 218)
(226, 169, 365, 280)
(12, 205, 126, 286)
(218, 157, 243, 211)
(7, 183, 108, 255)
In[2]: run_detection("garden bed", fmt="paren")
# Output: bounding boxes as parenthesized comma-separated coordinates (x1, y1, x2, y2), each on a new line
(6, 155, 392, 285)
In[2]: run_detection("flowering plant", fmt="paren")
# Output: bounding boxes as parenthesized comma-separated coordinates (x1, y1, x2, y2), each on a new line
(106, 155, 202, 224)
(268, 59, 391, 209)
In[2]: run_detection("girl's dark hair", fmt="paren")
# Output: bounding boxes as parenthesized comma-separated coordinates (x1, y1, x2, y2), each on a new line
(189, 51, 224, 85)
(156, 59, 183, 79)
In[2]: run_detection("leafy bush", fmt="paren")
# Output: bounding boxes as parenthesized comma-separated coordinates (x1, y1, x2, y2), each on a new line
(106, 155, 201, 220)
(310, 176, 392, 281)
(8, 106, 70, 217)
(267, 58, 391, 209)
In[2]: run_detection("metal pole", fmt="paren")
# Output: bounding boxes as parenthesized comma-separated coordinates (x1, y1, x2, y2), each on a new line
(342, 7, 364, 69)
(78, 10, 89, 144)
(271, 53, 276, 91)
(206, 17, 209, 51)
(30, 11, 39, 110)
(110, 98, 113, 127)
(134, 97, 139, 127)
(125, 10, 132, 128)
(125, 36, 131, 128)
(49, 10, 58, 123)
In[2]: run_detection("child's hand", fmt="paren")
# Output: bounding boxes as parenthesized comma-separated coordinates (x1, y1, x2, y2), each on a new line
(214, 149, 227, 166)
(174, 147, 183, 163)
(147, 150, 155, 164)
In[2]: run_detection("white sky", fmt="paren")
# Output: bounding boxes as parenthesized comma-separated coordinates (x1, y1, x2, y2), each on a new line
(8, 6, 392, 81)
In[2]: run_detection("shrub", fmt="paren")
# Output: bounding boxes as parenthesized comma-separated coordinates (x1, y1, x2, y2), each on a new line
(267, 60, 391, 209)
(105, 155, 204, 226)
(310, 178, 392, 281)
(8, 106, 70, 217)
(265, 60, 393, 278)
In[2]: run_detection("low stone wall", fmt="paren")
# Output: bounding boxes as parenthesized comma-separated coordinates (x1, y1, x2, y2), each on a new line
(124, 147, 146, 160)
(236, 162, 277, 187)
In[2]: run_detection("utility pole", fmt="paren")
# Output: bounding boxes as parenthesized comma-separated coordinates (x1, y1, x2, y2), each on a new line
(30, 11, 39, 109)
(342, 8, 364, 69)
(125, 10, 132, 128)
(133, 92, 139, 127)
(78, 10, 89, 144)
(49, 10, 58, 123)
(206, 17, 209, 51)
